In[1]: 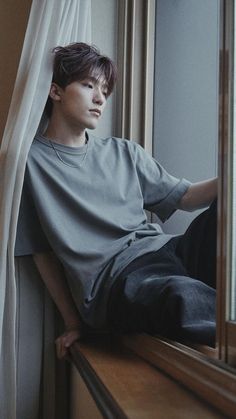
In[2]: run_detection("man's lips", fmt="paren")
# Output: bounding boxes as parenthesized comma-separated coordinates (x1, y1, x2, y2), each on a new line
(89, 109, 101, 117)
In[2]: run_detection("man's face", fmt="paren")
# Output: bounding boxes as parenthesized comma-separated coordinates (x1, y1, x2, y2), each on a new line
(51, 73, 108, 131)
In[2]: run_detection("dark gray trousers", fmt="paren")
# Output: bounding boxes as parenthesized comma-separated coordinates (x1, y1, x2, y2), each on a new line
(107, 200, 217, 346)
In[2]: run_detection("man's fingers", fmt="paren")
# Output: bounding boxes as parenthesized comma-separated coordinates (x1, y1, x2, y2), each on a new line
(55, 330, 81, 359)
(55, 336, 67, 359)
(64, 330, 81, 347)
(56, 337, 64, 359)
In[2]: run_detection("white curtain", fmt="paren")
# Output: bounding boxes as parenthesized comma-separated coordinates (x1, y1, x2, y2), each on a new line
(0, 1, 91, 418)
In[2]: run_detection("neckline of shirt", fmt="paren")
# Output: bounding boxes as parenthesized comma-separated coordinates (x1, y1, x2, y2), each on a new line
(36, 132, 92, 156)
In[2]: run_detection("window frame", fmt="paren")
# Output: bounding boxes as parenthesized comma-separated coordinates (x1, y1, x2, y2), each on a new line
(220, 0, 236, 369)
(116, 0, 236, 416)
(216, 0, 234, 364)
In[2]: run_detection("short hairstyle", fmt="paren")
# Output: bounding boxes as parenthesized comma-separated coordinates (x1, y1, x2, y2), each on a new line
(45, 42, 117, 117)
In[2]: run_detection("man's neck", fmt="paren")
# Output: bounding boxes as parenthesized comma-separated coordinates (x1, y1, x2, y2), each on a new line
(43, 119, 87, 147)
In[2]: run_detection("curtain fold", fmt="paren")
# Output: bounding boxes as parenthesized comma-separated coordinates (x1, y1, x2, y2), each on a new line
(0, 1, 91, 418)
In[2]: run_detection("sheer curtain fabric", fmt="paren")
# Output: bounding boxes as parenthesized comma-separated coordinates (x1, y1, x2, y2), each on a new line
(0, 1, 91, 418)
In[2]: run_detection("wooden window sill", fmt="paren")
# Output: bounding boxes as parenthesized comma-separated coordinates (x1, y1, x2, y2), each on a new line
(70, 336, 225, 419)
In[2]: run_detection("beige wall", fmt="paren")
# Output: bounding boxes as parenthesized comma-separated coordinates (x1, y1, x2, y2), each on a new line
(0, 0, 32, 141)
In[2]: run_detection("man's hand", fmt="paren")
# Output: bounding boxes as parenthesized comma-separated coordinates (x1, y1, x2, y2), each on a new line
(55, 327, 82, 360)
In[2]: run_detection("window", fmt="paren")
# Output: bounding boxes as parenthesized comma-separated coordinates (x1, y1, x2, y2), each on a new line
(116, 0, 236, 416)
(153, 0, 219, 234)
(222, 0, 236, 368)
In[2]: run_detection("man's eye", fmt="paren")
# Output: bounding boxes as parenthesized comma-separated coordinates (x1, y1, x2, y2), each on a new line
(83, 82, 93, 88)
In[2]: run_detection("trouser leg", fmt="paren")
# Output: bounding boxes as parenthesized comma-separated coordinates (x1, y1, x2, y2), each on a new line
(108, 244, 216, 346)
(176, 199, 217, 288)
(108, 273, 216, 345)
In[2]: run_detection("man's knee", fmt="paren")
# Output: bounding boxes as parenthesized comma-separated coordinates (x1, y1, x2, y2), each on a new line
(163, 276, 215, 303)
(161, 276, 216, 326)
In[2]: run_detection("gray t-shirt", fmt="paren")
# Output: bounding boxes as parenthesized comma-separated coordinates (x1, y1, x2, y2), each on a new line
(15, 133, 191, 327)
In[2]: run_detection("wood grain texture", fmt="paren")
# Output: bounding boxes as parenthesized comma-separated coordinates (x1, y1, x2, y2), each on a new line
(70, 336, 224, 419)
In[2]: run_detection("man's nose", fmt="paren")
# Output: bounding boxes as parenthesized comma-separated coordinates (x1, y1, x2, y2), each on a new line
(93, 89, 105, 105)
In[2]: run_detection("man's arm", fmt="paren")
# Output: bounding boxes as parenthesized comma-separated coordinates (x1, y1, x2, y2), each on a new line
(33, 251, 82, 358)
(178, 177, 217, 211)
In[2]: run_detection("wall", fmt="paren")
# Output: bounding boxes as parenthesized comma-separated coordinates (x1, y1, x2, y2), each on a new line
(0, 0, 32, 141)
(153, 0, 219, 233)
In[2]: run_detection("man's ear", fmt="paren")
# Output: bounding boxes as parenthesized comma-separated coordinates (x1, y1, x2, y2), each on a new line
(49, 83, 62, 101)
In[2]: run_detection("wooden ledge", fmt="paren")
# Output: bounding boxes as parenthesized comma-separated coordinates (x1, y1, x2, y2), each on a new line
(122, 334, 236, 418)
(70, 338, 126, 419)
(70, 336, 224, 419)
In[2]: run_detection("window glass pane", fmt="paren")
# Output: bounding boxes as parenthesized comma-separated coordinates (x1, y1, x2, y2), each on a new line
(230, 2, 236, 320)
(153, 0, 220, 234)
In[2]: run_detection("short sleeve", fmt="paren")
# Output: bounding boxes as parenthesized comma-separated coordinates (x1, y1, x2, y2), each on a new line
(130, 142, 192, 222)
(14, 179, 51, 256)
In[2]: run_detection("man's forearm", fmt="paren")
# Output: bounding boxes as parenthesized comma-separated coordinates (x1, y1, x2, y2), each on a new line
(178, 177, 217, 211)
(33, 252, 81, 329)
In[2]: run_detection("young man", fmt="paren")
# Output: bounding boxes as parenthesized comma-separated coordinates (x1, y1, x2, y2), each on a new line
(15, 43, 217, 359)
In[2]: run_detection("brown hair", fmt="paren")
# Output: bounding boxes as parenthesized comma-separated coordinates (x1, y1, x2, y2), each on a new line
(45, 42, 117, 117)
